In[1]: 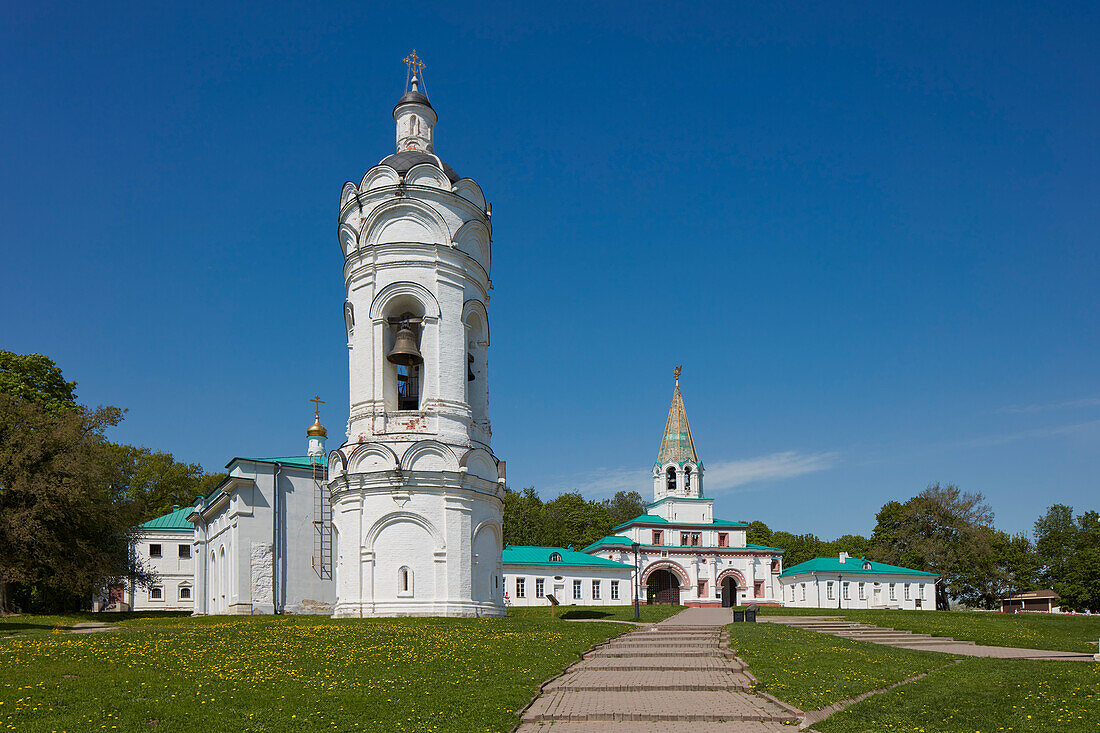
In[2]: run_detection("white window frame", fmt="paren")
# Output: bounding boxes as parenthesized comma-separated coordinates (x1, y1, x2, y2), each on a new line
(610, 580, 619, 600)
(591, 580, 600, 600)
(149, 587, 163, 601)
(398, 566, 413, 597)
(842, 582, 850, 600)
(516, 578, 526, 598)
(826, 581, 834, 600)
(535, 578, 545, 598)
(889, 583, 896, 601)
(904, 583, 911, 600)
(573, 579, 582, 600)
(858, 582, 866, 600)
(149, 544, 162, 558)
(178, 584, 192, 601)
(178, 544, 191, 559)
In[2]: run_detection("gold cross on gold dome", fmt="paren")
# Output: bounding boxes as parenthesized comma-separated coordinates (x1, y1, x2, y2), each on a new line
(310, 394, 325, 418)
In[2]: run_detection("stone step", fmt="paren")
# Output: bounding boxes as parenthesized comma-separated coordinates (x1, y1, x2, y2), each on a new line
(587, 649, 725, 658)
(582, 659, 746, 672)
(544, 669, 755, 692)
(522, 690, 799, 723)
(516, 721, 795, 732)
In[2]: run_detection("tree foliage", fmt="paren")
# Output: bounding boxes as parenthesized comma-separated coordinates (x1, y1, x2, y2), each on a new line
(0, 396, 152, 611)
(0, 351, 77, 415)
(503, 488, 646, 549)
(1034, 505, 1100, 612)
(106, 444, 226, 523)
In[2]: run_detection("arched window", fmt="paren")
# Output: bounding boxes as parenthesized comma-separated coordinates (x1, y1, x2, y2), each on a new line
(684, 466, 692, 492)
(398, 566, 413, 596)
(666, 467, 677, 493)
(548, 552, 562, 562)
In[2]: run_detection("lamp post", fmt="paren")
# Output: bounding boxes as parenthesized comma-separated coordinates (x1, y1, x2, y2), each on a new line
(632, 541, 641, 620)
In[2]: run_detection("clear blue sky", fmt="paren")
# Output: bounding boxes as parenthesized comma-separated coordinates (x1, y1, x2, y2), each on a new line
(3, 1, 1097, 538)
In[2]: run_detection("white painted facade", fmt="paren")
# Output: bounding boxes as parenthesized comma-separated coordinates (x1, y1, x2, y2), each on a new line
(505, 566, 633, 607)
(779, 554, 938, 611)
(189, 455, 335, 615)
(130, 524, 195, 611)
(326, 71, 506, 618)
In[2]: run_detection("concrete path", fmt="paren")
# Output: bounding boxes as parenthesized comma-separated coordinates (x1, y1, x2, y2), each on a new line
(516, 608, 799, 732)
(764, 616, 1096, 661)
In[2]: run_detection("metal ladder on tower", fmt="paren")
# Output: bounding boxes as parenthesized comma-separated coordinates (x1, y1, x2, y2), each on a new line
(311, 455, 332, 579)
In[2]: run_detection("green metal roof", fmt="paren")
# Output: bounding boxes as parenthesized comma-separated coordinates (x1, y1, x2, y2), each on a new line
(778, 556, 938, 579)
(581, 536, 783, 554)
(137, 506, 195, 532)
(610, 514, 749, 532)
(225, 455, 325, 470)
(502, 545, 633, 569)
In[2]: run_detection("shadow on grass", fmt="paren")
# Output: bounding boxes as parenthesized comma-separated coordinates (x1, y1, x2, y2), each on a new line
(559, 610, 615, 620)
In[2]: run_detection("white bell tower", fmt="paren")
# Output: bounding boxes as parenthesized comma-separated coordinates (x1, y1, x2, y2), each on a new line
(327, 52, 505, 618)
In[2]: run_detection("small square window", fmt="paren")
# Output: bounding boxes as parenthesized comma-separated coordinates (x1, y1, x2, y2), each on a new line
(652, 530, 663, 545)
(149, 587, 162, 600)
(178, 544, 191, 558)
(149, 544, 162, 558)
(179, 586, 191, 600)
(718, 532, 728, 547)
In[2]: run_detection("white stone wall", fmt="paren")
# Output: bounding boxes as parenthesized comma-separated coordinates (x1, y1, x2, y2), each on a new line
(329, 91, 505, 619)
(130, 530, 195, 611)
(503, 566, 633, 607)
(781, 573, 936, 611)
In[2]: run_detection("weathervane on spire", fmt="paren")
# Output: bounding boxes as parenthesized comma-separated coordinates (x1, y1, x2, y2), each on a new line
(673, 365, 682, 384)
(404, 49, 425, 92)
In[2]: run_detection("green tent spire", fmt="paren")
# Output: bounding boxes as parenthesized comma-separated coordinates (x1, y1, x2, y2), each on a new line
(657, 366, 698, 465)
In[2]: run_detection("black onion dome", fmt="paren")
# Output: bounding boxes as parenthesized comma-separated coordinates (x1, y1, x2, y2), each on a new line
(394, 90, 432, 110)
(380, 151, 459, 184)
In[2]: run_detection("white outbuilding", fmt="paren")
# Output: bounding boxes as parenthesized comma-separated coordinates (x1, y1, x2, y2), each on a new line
(779, 552, 938, 610)
(124, 506, 196, 611)
(502, 546, 634, 607)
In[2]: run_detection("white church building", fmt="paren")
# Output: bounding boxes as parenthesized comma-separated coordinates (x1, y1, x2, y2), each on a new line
(580, 369, 786, 607)
(189, 54, 506, 618)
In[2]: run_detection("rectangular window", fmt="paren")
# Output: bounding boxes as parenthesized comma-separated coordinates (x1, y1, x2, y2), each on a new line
(904, 583, 911, 600)
(753, 580, 765, 598)
(691, 532, 701, 547)
(179, 586, 191, 600)
(889, 583, 896, 600)
(718, 532, 728, 547)
(800, 583, 806, 601)
(179, 544, 191, 558)
(652, 529, 663, 545)
(859, 582, 866, 600)
(516, 578, 526, 598)
(827, 581, 835, 600)
(573, 580, 582, 600)
(611, 580, 620, 600)
(592, 580, 600, 600)
(770, 559, 781, 574)
(535, 579, 545, 598)
(697, 580, 708, 597)
(918, 583, 925, 598)
(842, 582, 850, 600)
(149, 544, 162, 558)
(149, 587, 162, 600)
(680, 532, 689, 546)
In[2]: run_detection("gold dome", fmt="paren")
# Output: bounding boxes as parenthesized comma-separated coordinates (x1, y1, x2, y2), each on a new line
(307, 416, 327, 438)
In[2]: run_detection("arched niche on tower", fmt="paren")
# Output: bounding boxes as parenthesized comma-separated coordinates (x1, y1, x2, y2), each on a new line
(369, 282, 441, 413)
(400, 440, 459, 472)
(347, 443, 398, 474)
(462, 299, 489, 423)
(405, 162, 450, 190)
(452, 220, 490, 274)
(341, 182, 359, 209)
(360, 165, 400, 192)
(360, 199, 450, 248)
(339, 223, 359, 257)
(459, 448, 498, 483)
(471, 518, 502, 604)
(328, 449, 348, 478)
(453, 179, 485, 210)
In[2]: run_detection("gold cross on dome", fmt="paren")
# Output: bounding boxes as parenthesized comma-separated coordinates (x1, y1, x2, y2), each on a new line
(404, 49, 425, 77)
(310, 394, 325, 417)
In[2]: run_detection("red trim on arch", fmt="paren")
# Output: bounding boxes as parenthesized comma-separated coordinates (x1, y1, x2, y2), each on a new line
(716, 568, 747, 587)
(642, 560, 690, 586)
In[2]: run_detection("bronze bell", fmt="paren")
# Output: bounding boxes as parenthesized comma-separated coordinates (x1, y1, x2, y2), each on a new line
(387, 322, 423, 366)
(467, 353, 476, 381)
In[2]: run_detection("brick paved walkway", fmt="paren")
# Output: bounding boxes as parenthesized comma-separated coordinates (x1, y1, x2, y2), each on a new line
(516, 608, 799, 732)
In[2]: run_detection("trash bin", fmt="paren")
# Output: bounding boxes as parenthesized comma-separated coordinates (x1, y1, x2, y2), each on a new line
(733, 610, 746, 623)
(745, 603, 759, 623)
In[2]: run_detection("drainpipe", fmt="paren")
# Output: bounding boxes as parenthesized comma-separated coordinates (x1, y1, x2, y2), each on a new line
(272, 463, 282, 614)
(838, 574, 843, 610)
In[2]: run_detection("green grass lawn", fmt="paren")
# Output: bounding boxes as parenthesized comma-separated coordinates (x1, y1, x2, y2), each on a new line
(0, 613, 629, 732)
(506, 604, 684, 623)
(758, 606, 1100, 653)
(726, 620, 953, 711)
(0, 611, 191, 639)
(812, 657, 1100, 732)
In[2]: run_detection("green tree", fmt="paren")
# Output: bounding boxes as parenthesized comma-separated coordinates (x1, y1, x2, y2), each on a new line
(1060, 511, 1100, 612)
(502, 487, 545, 546)
(0, 351, 77, 414)
(869, 484, 995, 610)
(0, 396, 152, 612)
(1034, 504, 1077, 588)
(601, 491, 646, 527)
(746, 520, 773, 547)
(106, 444, 225, 523)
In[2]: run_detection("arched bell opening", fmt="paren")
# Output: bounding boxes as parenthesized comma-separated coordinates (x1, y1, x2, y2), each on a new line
(463, 308, 488, 422)
(381, 294, 427, 412)
(665, 467, 677, 494)
(684, 465, 692, 493)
